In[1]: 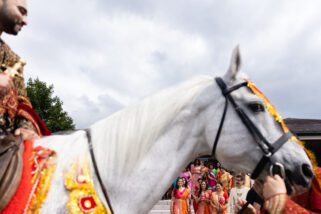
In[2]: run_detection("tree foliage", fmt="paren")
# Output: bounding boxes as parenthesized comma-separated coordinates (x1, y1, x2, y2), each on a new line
(26, 78, 75, 132)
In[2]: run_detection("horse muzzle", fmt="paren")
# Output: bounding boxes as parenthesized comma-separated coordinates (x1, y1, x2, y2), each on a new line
(285, 163, 314, 195)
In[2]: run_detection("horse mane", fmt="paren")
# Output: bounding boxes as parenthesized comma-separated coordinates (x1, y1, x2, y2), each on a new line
(90, 76, 214, 176)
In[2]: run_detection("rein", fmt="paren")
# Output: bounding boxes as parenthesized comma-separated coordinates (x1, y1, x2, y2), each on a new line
(212, 77, 292, 180)
(85, 129, 114, 214)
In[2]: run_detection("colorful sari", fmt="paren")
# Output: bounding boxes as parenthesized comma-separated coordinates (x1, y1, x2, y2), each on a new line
(191, 164, 202, 191)
(210, 191, 228, 214)
(171, 188, 190, 214)
(219, 172, 232, 193)
(180, 171, 193, 190)
(201, 166, 208, 178)
(193, 184, 200, 212)
(207, 170, 217, 190)
(196, 191, 211, 214)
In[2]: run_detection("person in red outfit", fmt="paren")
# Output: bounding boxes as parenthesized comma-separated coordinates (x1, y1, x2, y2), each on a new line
(237, 170, 321, 213)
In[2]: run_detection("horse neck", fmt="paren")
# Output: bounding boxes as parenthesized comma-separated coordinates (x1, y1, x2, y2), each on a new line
(90, 81, 225, 213)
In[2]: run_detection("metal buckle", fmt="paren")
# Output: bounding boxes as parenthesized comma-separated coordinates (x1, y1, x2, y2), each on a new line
(264, 151, 272, 157)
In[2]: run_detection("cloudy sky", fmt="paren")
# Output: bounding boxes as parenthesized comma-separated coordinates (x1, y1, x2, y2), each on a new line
(4, 0, 321, 128)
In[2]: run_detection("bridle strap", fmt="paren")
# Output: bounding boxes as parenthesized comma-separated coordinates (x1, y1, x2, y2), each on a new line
(85, 129, 114, 214)
(251, 131, 292, 179)
(213, 77, 293, 180)
(211, 98, 228, 157)
(212, 78, 248, 157)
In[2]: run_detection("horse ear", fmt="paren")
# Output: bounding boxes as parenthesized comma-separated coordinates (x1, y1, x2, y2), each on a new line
(224, 45, 242, 81)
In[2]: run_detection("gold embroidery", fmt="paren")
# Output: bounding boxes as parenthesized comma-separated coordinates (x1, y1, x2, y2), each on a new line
(0, 40, 27, 97)
(65, 158, 111, 214)
(26, 147, 57, 214)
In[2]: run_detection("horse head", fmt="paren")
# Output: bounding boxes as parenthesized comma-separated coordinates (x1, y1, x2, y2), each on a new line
(205, 46, 314, 193)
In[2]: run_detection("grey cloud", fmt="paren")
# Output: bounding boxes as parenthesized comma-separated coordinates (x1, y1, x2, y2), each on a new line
(69, 94, 123, 129)
(3, 0, 321, 128)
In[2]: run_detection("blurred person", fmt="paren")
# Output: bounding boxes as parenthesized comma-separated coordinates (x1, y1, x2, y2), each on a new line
(193, 178, 204, 212)
(219, 168, 232, 194)
(207, 163, 217, 191)
(211, 182, 229, 214)
(228, 173, 250, 213)
(171, 177, 191, 214)
(180, 164, 193, 190)
(195, 180, 211, 214)
(201, 160, 209, 178)
(237, 171, 321, 213)
(191, 159, 202, 192)
(262, 174, 321, 213)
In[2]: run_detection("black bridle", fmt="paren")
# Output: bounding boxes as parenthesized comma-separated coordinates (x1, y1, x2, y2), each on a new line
(85, 129, 115, 214)
(212, 77, 292, 180)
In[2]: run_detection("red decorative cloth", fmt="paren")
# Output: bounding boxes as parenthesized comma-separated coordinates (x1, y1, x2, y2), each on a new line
(290, 167, 321, 213)
(283, 196, 318, 214)
(17, 102, 51, 136)
(310, 168, 321, 211)
(1, 140, 34, 214)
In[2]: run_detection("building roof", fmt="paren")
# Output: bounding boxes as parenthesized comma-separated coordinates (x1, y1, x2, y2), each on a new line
(284, 118, 321, 136)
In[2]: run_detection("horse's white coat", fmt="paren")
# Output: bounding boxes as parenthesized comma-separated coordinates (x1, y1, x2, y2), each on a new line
(34, 47, 312, 214)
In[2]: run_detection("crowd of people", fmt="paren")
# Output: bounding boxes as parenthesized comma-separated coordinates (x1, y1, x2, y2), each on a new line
(169, 158, 321, 214)
(170, 159, 251, 214)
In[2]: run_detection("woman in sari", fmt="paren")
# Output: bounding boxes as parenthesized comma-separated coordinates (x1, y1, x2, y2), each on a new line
(218, 168, 232, 194)
(192, 178, 203, 213)
(207, 163, 217, 191)
(191, 159, 202, 192)
(170, 177, 191, 214)
(180, 165, 193, 190)
(194, 180, 211, 214)
(200, 161, 208, 178)
(210, 183, 229, 214)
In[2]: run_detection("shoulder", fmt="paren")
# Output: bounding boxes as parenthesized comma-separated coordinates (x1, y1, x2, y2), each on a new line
(244, 187, 250, 192)
(172, 189, 177, 195)
(0, 39, 16, 55)
(224, 191, 229, 198)
(0, 39, 22, 66)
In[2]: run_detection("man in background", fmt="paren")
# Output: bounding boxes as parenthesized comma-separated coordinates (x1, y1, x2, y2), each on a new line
(228, 173, 250, 213)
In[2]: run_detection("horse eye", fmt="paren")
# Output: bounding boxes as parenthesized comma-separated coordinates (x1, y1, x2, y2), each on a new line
(248, 102, 265, 112)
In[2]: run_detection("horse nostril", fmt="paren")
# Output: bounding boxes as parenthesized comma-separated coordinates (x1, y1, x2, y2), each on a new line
(302, 164, 314, 179)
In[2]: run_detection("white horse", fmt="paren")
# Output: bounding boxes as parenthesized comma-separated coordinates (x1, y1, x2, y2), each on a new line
(34, 47, 313, 214)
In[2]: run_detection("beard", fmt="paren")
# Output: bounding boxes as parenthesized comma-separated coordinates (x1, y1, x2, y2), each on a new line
(0, 8, 20, 35)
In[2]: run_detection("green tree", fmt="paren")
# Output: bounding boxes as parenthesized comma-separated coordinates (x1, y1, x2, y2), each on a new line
(26, 78, 75, 132)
